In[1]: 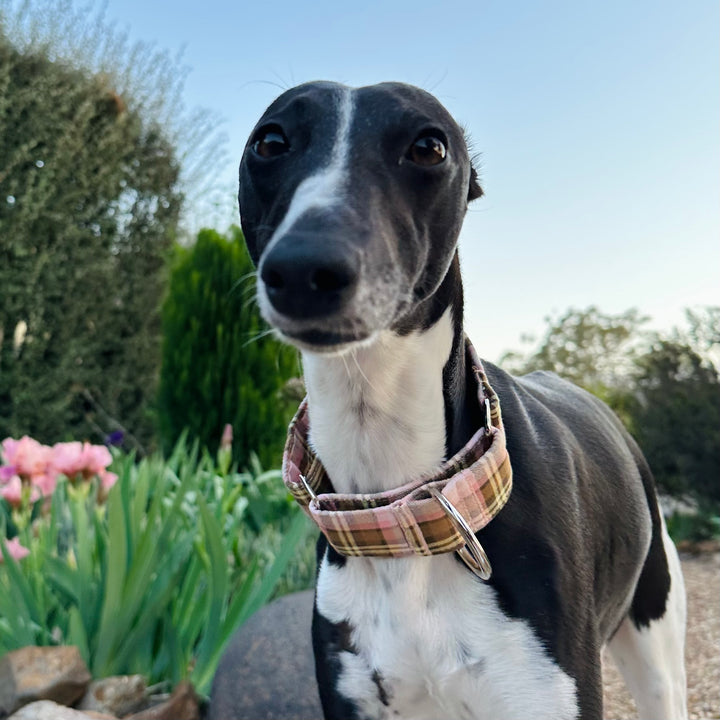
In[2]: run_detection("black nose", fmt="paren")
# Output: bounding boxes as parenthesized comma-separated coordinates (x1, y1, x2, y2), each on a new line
(260, 238, 359, 319)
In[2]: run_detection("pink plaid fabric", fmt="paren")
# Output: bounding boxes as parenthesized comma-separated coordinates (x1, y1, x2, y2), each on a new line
(282, 338, 513, 558)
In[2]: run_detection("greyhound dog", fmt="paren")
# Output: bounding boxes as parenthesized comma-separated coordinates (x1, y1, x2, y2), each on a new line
(237, 81, 687, 720)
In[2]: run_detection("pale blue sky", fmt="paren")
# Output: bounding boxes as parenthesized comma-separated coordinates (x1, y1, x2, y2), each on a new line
(66, 1, 720, 358)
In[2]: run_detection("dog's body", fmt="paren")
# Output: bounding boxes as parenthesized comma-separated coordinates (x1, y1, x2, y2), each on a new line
(238, 82, 687, 720)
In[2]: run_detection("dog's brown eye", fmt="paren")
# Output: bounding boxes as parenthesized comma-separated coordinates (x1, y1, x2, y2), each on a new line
(407, 134, 447, 166)
(252, 126, 290, 158)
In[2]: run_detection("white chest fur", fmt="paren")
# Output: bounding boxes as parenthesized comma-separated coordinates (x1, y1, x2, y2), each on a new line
(302, 311, 578, 720)
(302, 308, 455, 496)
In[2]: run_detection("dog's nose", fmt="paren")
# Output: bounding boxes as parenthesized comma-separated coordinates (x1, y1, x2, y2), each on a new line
(260, 239, 359, 319)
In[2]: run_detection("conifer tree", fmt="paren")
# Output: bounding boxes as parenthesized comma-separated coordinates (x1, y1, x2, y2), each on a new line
(158, 227, 299, 468)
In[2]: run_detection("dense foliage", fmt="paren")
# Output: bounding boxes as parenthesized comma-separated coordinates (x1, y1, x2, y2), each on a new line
(0, 0, 226, 452)
(0, 437, 316, 693)
(631, 337, 720, 503)
(158, 227, 300, 468)
(0, 14, 184, 450)
(502, 306, 720, 505)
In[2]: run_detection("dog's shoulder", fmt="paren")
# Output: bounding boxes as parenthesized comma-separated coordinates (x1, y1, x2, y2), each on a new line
(483, 361, 633, 467)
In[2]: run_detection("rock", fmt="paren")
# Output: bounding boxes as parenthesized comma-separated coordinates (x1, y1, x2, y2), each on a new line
(0, 646, 91, 716)
(122, 681, 198, 720)
(209, 590, 322, 720)
(7, 699, 114, 719)
(78, 675, 146, 717)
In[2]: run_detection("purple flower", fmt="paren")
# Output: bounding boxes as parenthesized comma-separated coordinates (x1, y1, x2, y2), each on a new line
(104, 430, 125, 447)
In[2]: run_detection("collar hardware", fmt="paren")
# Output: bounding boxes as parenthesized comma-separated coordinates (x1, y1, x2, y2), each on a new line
(281, 338, 512, 579)
(428, 487, 492, 580)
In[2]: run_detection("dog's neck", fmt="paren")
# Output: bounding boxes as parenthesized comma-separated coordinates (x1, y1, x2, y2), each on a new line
(301, 258, 480, 495)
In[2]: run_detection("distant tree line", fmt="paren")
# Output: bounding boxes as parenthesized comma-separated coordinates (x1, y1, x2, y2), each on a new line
(501, 306, 720, 505)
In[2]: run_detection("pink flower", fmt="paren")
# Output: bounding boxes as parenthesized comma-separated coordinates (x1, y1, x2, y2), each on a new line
(81, 444, 112, 477)
(0, 536, 30, 563)
(220, 424, 233, 451)
(0, 475, 23, 507)
(1, 436, 52, 477)
(51, 442, 112, 480)
(99, 470, 118, 491)
(31, 471, 58, 497)
(1, 437, 57, 500)
(51, 442, 86, 478)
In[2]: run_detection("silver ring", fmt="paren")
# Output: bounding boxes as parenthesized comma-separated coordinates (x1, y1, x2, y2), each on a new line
(429, 487, 492, 581)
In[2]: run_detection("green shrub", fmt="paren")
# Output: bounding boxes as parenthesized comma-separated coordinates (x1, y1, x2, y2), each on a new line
(158, 227, 299, 468)
(0, 5, 196, 450)
(665, 507, 720, 545)
(630, 338, 720, 504)
(0, 439, 315, 694)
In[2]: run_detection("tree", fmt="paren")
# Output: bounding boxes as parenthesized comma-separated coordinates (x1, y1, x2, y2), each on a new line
(501, 306, 720, 505)
(630, 338, 720, 503)
(157, 227, 299, 469)
(0, 1, 223, 450)
(499, 306, 648, 425)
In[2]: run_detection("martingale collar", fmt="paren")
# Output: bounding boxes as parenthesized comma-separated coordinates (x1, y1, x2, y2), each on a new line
(282, 338, 513, 579)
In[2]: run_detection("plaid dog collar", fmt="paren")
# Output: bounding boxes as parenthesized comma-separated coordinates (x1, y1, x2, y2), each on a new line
(282, 338, 512, 578)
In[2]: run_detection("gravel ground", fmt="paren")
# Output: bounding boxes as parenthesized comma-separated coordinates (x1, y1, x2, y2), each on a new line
(602, 553, 720, 719)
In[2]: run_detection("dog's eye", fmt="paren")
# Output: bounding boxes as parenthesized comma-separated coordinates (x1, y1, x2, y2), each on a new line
(252, 125, 290, 158)
(407, 134, 447, 166)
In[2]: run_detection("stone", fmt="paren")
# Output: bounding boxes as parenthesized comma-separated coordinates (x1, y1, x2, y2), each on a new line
(209, 590, 322, 720)
(77, 675, 146, 717)
(7, 699, 114, 719)
(122, 681, 198, 720)
(0, 646, 91, 716)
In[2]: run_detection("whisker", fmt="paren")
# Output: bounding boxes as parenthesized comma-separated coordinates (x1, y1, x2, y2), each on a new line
(340, 352, 353, 383)
(350, 347, 385, 398)
(228, 271, 257, 298)
(242, 327, 277, 347)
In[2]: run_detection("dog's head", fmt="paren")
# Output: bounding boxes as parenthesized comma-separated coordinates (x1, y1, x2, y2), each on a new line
(238, 81, 481, 353)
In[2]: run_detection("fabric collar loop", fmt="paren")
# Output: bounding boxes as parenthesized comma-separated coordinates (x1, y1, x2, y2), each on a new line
(282, 338, 513, 566)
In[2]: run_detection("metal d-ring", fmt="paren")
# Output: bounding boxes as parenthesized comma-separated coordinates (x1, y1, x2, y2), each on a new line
(429, 487, 492, 581)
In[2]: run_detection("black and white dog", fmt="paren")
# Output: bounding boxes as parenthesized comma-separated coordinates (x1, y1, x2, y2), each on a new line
(238, 81, 687, 720)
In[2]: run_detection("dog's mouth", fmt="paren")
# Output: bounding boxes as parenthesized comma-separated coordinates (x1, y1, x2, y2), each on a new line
(274, 325, 376, 355)
(256, 280, 389, 355)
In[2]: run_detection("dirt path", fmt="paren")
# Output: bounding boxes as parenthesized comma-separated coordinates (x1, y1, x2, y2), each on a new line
(602, 553, 720, 719)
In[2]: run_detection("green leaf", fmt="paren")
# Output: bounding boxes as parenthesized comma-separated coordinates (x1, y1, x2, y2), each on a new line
(68, 606, 90, 665)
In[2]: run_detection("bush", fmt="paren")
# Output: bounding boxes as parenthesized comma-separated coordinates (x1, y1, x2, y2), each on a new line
(0, 1, 225, 451)
(666, 507, 720, 544)
(0, 436, 315, 694)
(630, 338, 720, 504)
(0, 10, 180, 450)
(158, 227, 299, 468)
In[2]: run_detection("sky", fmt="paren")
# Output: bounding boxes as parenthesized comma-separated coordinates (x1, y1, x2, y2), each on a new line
(20, 0, 720, 360)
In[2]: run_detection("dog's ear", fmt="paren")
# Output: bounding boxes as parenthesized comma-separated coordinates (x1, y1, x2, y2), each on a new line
(468, 165, 483, 202)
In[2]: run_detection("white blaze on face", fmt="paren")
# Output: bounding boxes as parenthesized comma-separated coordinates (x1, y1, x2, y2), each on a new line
(258, 88, 354, 269)
(257, 87, 355, 320)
